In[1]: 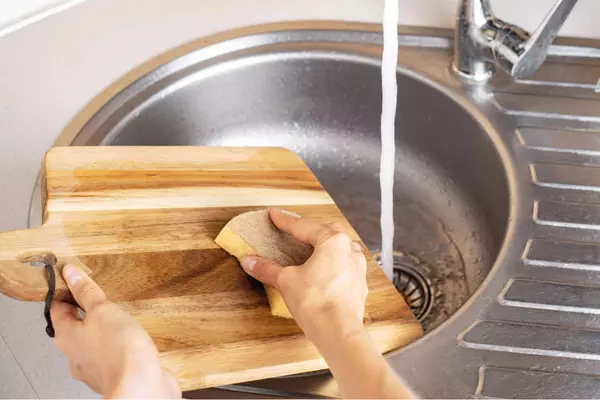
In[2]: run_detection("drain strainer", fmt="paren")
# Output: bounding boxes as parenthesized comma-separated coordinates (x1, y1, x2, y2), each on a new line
(375, 252, 433, 321)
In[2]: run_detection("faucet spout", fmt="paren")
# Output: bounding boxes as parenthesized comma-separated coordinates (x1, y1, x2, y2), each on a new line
(453, 0, 579, 81)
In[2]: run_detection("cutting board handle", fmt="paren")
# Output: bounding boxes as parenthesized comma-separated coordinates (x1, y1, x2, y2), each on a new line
(0, 227, 72, 302)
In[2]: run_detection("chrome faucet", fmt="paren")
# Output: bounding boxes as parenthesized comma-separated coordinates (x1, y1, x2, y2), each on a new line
(453, 0, 578, 81)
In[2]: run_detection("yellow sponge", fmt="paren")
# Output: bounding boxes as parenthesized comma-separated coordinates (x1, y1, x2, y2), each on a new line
(214, 209, 312, 318)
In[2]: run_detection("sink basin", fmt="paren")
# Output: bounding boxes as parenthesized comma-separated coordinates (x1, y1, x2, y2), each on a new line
(62, 33, 509, 333)
(42, 22, 600, 399)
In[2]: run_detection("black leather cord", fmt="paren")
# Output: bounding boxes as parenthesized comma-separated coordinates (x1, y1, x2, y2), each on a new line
(44, 263, 56, 338)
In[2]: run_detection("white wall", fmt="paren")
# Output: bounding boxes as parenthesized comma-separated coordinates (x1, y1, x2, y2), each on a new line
(0, 0, 599, 39)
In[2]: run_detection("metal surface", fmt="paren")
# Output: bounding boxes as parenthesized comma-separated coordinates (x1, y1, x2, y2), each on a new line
(376, 252, 434, 323)
(454, 0, 579, 81)
(36, 23, 600, 398)
(392, 260, 433, 322)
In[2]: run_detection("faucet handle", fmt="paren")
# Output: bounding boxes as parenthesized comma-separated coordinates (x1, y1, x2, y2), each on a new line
(454, 0, 578, 80)
(511, 0, 578, 78)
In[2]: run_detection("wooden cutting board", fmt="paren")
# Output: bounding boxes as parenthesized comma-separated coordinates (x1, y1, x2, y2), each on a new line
(0, 146, 422, 390)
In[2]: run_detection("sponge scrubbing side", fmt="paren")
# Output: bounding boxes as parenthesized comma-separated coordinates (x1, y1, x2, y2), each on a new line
(214, 209, 312, 318)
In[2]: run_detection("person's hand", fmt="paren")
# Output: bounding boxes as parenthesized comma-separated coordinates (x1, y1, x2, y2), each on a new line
(240, 208, 368, 343)
(242, 210, 413, 399)
(51, 265, 181, 398)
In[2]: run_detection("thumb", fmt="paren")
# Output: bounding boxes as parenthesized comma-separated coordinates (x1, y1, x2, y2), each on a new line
(240, 256, 283, 288)
(62, 265, 107, 312)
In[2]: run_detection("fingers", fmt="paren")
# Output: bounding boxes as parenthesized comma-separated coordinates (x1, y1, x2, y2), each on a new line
(269, 208, 365, 273)
(51, 301, 80, 336)
(51, 301, 79, 324)
(52, 302, 81, 359)
(347, 242, 367, 273)
(353, 252, 368, 273)
(269, 208, 343, 247)
(62, 265, 107, 312)
(240, 256, 284, 288)
(327, 222, 347, 234)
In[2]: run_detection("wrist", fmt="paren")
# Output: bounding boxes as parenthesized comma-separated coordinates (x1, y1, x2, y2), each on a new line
(299, 304, 365, 350)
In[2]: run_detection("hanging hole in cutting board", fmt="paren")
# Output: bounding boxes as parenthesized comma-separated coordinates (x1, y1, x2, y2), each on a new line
(18, 250, 57, 267)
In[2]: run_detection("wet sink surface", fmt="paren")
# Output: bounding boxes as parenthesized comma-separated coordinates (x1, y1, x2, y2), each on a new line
(46, 24, 600, 399)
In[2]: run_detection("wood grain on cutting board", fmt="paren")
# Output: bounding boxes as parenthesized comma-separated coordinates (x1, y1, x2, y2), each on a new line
(0, 146, 423, 390)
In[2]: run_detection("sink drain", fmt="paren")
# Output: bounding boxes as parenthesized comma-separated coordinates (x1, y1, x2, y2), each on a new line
(375, 252, 433, 321)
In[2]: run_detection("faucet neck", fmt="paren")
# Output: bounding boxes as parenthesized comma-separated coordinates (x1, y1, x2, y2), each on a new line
(453, 0, 494, 81)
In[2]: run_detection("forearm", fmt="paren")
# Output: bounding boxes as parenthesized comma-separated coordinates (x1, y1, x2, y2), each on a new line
(308, 319, 413, 399)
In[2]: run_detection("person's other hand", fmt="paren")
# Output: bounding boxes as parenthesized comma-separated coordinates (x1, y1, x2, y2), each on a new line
(51, 265, 180, 398)
(241, 208, 368, 343)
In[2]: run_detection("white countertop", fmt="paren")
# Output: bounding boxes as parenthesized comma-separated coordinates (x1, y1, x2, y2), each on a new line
(0, 0, 598, 398)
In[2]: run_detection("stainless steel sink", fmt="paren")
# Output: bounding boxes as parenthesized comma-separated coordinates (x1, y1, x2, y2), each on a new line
(64, 32, 509, 333)
(39, 23, 600, 398)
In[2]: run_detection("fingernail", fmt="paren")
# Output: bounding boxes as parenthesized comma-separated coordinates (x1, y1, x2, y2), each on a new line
(241, 258, 257, 272)
(279, 209, 302, 218)
(63, 265, 83, 286)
